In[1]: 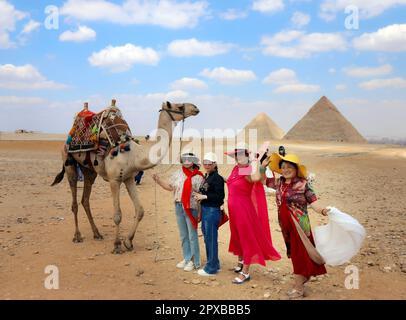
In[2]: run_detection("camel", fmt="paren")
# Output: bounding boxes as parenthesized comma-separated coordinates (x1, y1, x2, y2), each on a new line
(51, 100, 200, 254)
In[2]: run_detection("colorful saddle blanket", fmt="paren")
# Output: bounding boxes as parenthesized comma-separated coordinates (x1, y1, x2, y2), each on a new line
(67, 108, 132, 153)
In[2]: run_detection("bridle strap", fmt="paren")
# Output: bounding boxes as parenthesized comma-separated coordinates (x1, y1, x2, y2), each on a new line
(159, 106, 186, 122)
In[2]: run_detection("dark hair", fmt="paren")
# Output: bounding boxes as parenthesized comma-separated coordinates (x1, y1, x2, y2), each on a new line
(279, 160, 298, 171)
(234, 150, 249, 158)
(192, 163, 200, 170)
(278, 145, 286, 156)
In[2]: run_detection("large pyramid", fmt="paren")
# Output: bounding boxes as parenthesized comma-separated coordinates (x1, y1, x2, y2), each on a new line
(284, 96, 367, 143)
(238, 112, 285, 141)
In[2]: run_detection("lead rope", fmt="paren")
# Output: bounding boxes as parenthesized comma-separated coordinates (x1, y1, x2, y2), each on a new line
(154, 117, 185, 263)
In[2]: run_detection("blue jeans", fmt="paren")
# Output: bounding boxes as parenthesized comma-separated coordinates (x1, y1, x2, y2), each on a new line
(134, 171, 144, 184)
(201, 206, 221, 274)
(175, 202, 200, 268)
(76, 165, 83, 181)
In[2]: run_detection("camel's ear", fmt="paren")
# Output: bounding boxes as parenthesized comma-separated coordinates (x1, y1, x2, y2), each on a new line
(166, 101, 172, 109)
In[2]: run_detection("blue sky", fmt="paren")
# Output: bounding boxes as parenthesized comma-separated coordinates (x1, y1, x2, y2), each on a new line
(1, 0, 406, 138)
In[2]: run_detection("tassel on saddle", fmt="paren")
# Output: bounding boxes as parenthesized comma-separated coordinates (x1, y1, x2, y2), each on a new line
(65, 155, 76, 167)
(109, 141, 131, 159)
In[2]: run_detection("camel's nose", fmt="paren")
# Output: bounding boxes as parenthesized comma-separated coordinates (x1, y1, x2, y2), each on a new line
(194, 107, 200, 115)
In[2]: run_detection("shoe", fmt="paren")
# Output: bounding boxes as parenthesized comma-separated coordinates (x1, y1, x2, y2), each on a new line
(198, 269, 215, 276)
(176, 259, 186, 269)
(232, 271, 250, 284)
(183, 261, 195, 272)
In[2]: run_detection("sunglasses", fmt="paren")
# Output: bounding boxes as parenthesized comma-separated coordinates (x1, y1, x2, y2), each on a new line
(181, 156, 198, 163)
(203, 161, 214, 165)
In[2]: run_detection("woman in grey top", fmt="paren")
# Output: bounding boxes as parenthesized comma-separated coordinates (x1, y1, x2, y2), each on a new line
(153, 153, 204, 271)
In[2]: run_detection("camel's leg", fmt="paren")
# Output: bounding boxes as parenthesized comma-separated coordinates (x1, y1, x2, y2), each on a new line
(110, 180, 124, 254)
(81, 167, 103, 240)
(66, 165, 82, 243)
(123, 177, 145, 251)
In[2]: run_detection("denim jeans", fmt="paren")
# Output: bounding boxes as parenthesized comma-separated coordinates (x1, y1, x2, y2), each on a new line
(201, 205, 221, 274)
(175, 202, 200, 268)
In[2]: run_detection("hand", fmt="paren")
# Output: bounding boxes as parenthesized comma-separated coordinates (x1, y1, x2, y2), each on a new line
(198, 213, 202, 223)
(321, 208, 330, 216)
(261, 157, 271, 167)
(193, 193, 207, 201)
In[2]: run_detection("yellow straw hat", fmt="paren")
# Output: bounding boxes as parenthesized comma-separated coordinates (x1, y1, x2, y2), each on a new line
(268, 152, 307, 178)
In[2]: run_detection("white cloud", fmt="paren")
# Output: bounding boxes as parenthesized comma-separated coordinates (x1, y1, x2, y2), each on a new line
(200, 67, 256, 85)
(261, 30, 347, 58)
(263, 68, 297, 85)
(274, 83, 320, 93)
(263, 68, 320, 93)
(359, 77, 406, 90)
(252, 0, 284, 13)
(88, 43, 160, 72)
(353, 24, 406, 52)
(0, 96, 47, 106)
(0, 0, 27, 48)
(60, 0, 208, 29)
(291, 11, 310, 28)
(167, 38, 234, 57)
(328, 68, 336, 74)
(170, 77, 208, 90)
(320, 0, 406, 20)
(21, 20, 41, 34)
(219, 9, 248, 20)
(335, 84, 347, 90)
(344, 64, 393, 78)
(336, 98, 368, 105)
(146, 90, 190, 101)
(0, 64, 67, 90)
(59, 25, 96, 42)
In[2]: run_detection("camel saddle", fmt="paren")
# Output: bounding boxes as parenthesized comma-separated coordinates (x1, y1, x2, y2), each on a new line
(67, 107, 132, 154)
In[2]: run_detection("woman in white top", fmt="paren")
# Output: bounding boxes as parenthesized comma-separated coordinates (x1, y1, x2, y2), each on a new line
(153, 153, 204, 271)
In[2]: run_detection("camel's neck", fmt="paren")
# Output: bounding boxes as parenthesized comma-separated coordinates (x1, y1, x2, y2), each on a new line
(133, 110, 177, 171)
(158, 110, 176, 140)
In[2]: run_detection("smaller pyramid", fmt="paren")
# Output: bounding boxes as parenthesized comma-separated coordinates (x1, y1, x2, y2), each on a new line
(284, 96, 367, 143)
(238, 112, 285, 142)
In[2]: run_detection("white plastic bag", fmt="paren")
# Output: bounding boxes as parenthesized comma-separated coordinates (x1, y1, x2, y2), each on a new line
(314, 207, 366, 266)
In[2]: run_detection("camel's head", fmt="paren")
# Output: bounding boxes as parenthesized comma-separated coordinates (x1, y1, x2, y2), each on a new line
(160, 101, 200, 122)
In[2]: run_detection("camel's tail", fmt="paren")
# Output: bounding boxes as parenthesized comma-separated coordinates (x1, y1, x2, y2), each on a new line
(51, 165, 65, 186)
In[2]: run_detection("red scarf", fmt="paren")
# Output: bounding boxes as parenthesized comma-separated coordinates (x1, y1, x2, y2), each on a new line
(181, 166, 204, 229)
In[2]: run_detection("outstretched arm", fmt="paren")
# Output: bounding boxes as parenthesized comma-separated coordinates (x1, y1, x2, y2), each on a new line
(309, 200, 329, 216)
(152, 174, 174, 192)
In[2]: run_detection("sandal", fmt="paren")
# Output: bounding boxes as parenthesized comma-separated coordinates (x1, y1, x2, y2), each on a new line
(233, 260, 244, 273)
(232, 271, 250, 284)
(287, 288, 304, 299)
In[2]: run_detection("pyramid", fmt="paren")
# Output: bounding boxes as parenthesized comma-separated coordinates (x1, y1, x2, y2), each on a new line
(238, 112, 285, 142)
(284, 96, 367, 143)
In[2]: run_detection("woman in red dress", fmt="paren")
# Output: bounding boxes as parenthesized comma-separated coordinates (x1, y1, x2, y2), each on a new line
(225, 144, 281, 284)
(263, 152, 329, 299)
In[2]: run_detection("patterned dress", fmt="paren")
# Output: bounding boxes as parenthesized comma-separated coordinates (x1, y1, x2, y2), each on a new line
(266, 176, 327, 278)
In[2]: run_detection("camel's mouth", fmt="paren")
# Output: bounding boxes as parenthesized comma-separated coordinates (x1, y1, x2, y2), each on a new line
(192, 108, 200, 115)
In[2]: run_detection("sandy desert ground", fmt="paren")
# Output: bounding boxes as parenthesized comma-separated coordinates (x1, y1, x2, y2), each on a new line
(0, 134, 405, 300)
